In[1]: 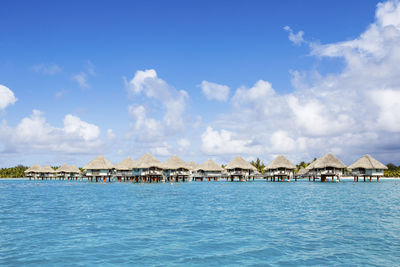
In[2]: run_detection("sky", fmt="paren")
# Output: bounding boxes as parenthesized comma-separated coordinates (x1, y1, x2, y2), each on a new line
(1, 0, 400, 167)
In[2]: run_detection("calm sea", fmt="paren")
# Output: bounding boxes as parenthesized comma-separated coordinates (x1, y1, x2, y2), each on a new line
(0, 179, 399, 266)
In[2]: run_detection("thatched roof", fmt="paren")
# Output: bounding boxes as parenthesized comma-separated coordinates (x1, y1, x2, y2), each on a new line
(115, 157, 137, 170)
(83, 155, 114, 170)
(42, 165, 56, 173)
(266, 155, 295, 170)
(348, 154, 387, 170)
(69, 165, 81, 173)
(57, 164, 81, 173)
(306, 153, 346, 169)
(24, 164, 42, 173)
(197, 159, 223, 172)
(187, 161, 198, 170)
(164, 155, 189, 170)
(57, 164, 71, 173)
(297, 167, 308, 175)
(226, 156, 254, 170)
(136, 153, 164, 169)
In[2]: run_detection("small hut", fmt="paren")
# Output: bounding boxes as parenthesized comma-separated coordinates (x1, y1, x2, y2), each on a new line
(265, 155, 296, 182)
(163, 155, 190, 182)
(295, 167, 308, 180)
(115, 157, 137, 182)
(226, 156, 255, 182)
(136, 153, 164, 183)
(348, 154, 387, 182)
(83, 155, 114, 182)
(39, 165, 56, 180)
(196, 159, 223, 181)
(306, 153, 346, 182)
(57, 164, 72, 180)
(24, 164, 42, 180)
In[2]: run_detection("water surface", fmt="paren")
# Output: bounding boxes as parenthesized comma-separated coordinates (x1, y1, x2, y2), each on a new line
(0, 180, 399, 266)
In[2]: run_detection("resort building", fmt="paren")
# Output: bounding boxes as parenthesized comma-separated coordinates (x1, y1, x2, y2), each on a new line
(163, 155, 190, 182)
(226, 156, 256, 181)
(24, 164, 42, 180)
(306, 153, 346, 182)
(295, 167, 308, 181)
(136, 153, 165, 183)
(115, 157, 138, 182)
(265, 155, 296, 182)
(195, 159, 223, 181)
(83, 155, 115, 182)
(348, 154, 387, 182)
(56, 164, 81, 180)
(39, 165, 56, 180)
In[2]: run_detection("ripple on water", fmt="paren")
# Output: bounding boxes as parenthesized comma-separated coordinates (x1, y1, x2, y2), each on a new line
(0, 180, 399, 266)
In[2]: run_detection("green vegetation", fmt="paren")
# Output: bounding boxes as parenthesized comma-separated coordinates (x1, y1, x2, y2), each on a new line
(250, 158, 266, 173)
(384, 163, 400, 177)
(0, 165, 28, 178)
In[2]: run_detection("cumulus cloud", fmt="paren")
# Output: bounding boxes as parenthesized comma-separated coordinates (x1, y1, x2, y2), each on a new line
(283, 26, 305, 45)
(201, 81, 230, 101)
(0, 84, 17, 110)
(201, 126, 261, 155)
(125, 69, 188, 132)
(0, 110, 101, 154)
(201, 1, 400, 163)
(178, 138, 191, 151)
(32, 63, 62, 75)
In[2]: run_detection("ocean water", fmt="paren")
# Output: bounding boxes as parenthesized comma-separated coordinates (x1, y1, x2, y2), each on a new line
(0, 180, 399, 266)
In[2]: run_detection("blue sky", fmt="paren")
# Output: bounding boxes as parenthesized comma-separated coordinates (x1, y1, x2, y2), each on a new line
(1, 0, 400, 167)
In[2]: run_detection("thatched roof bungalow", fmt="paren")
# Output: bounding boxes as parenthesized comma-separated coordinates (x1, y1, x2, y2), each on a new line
(56, 164, 81, 179)
(24, 164, 42, 179)
(226, 156, 255, 181)
(83, 155, 114, 181)
(163, 155, 190, 182)
(265, 155, 295, 181)
(195, 159, 223, 181)
(348, 154, 387, 181)
(306, 153, 346, 182)
(136, 153, 164, 182)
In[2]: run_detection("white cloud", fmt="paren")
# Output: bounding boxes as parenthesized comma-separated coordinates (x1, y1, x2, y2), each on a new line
(201, 126, 261, 155)
(125, 69, 188, 132)
(72, 72, 89, 89)
(128, 105, 163, 141)
(201, 81, 230, 101)
(178, 138, 191, 151)
(63, 114, 100, 141)
(150, 143, 171, 156)
(32, 63, 62, 75)
(201, 1, 400, 163)
(107, 129, 116, 139)
(0, 110, 101, 154)
(283, 26, 305, 45)
(0, 84, 17, 110)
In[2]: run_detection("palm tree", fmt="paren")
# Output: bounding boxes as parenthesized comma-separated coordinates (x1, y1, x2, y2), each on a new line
(250, 158, 265, 173)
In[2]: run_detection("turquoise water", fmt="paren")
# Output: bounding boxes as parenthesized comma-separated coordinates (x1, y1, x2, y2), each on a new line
(0, 180, 399, 266)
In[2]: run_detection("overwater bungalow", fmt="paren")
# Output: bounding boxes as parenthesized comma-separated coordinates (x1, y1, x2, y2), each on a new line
(226, 156, 256, 181)
(115, 157, 138, 182)
(163, 155, 190, 182)
(83, 155, 115, 182)
(136, 153, 164, 183)
(295, 167, 308, 181)
(24, 164, 42, 180)
(265, 155, 296, 182)
(348, 154, 387, 182)
(56, 164, 81, 180)
(39, 165, 56, 180)
(195, 159, 223, 181)
(306, 153, 346, 182)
